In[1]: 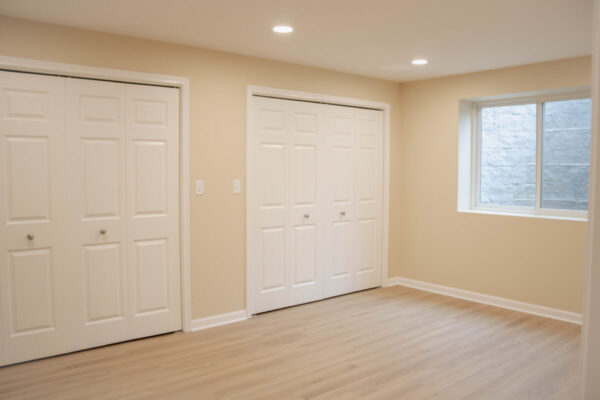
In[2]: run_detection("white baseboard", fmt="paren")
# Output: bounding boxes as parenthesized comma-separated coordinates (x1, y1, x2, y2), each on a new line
(190, 310, 249, 332)
(384, 277, 582, 324)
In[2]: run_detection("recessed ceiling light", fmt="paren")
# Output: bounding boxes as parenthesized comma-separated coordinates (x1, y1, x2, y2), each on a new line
(273, 25, 294, 33)
(411, 59, 428, 65)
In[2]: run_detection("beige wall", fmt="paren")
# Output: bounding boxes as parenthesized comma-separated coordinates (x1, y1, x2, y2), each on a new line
(0, 16, 403, 319)
(0, 16, 590, 318)
(394, 57, 591, 313)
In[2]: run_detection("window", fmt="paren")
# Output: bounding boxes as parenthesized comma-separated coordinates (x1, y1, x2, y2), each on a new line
(479, 103, 537, 208)
(458, 89, 591, 219)
(541, 99, 592, 211)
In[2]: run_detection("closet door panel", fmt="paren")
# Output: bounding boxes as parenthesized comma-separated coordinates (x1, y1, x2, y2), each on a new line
(332, 148, 353, 202)
(5, 137, 50, 220)
(289, 101, 322, 305)
(134, 239, 169, 314)
(82, 243, 124, 323)
(291, 145, 316, 207)
(0, 71, 70, 366)
(133, 140, 168, 215)
(81, 139, 121, 217)
(249, 98, 324, 312)
(331, 221, 353, 276)
(250, 98, 289, 312)
(126, 84, 181, 337)
(354, 109, 383, 290)
(259, 143, 286, 207)
(66, 78, 128, 347)
(323, 106, 383, 296)
(7, 249, 55, 334)
(356, 149, 376, 201)
(323, 105, 356, 297)
(357, 219, 376, 272)
(292, 226, 317, 285)
(260, 227, 286, 291)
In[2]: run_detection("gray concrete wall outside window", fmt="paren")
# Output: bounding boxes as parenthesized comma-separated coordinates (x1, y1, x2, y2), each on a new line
(542, 99, 591, 210)
(479, 98, 591, 210)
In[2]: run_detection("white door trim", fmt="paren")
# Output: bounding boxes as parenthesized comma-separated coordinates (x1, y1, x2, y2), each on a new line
(0, 55, 192, 332)
(246, 85, 391, 314)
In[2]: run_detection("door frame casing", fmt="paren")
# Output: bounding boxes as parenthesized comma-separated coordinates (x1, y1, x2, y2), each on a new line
(0, 55, 193, 332)
(246, 85, 391, 315)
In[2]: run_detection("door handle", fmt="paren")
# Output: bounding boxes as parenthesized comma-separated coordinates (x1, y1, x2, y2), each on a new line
(100, 229, 107, 235)
(303, 214, 310, 219)
(340, 211, 346, 216)
(26, 234, 34, 240)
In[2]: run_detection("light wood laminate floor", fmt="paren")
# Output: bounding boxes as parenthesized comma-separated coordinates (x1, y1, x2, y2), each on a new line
(0, 286, 581, 400)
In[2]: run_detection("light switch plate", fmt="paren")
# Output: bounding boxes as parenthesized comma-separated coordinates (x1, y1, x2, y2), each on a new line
(233, 179, 241, 194)
(195, 179, 204, 195)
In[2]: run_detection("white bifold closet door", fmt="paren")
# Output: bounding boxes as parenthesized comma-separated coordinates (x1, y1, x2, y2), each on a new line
(248, 96, 383, 314)
(248, 98, 326, 313)
(0, 71, 71, 365)
(322, 104, 384, 298)
(0, 71, 181, 366)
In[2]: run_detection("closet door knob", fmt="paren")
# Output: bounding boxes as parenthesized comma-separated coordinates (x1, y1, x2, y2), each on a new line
(303, 214, 310, 219)
(100, 229, 106, 235)
(340, 211, 346, 216)
(26, 234, 34, 240)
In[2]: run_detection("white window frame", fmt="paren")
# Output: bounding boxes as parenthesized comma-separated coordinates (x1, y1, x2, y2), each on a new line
(458, 87, 591, 221)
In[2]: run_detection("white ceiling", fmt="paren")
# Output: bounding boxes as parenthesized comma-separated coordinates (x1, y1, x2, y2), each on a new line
(0, 0, 593, 82)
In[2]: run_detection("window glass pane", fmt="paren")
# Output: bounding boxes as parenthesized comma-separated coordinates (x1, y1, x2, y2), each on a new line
(479, 104, 536, 208)
(541, 98, 591, 210)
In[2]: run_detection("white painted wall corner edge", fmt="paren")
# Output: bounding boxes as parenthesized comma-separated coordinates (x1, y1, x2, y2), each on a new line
(190, 310, 249, 332)
(581, 0, 600, 397)
(384, 277, 583, 325)
(0, 55, 193, 333)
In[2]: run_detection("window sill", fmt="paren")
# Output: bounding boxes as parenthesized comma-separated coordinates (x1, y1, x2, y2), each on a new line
(458, 208, 588, 222)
